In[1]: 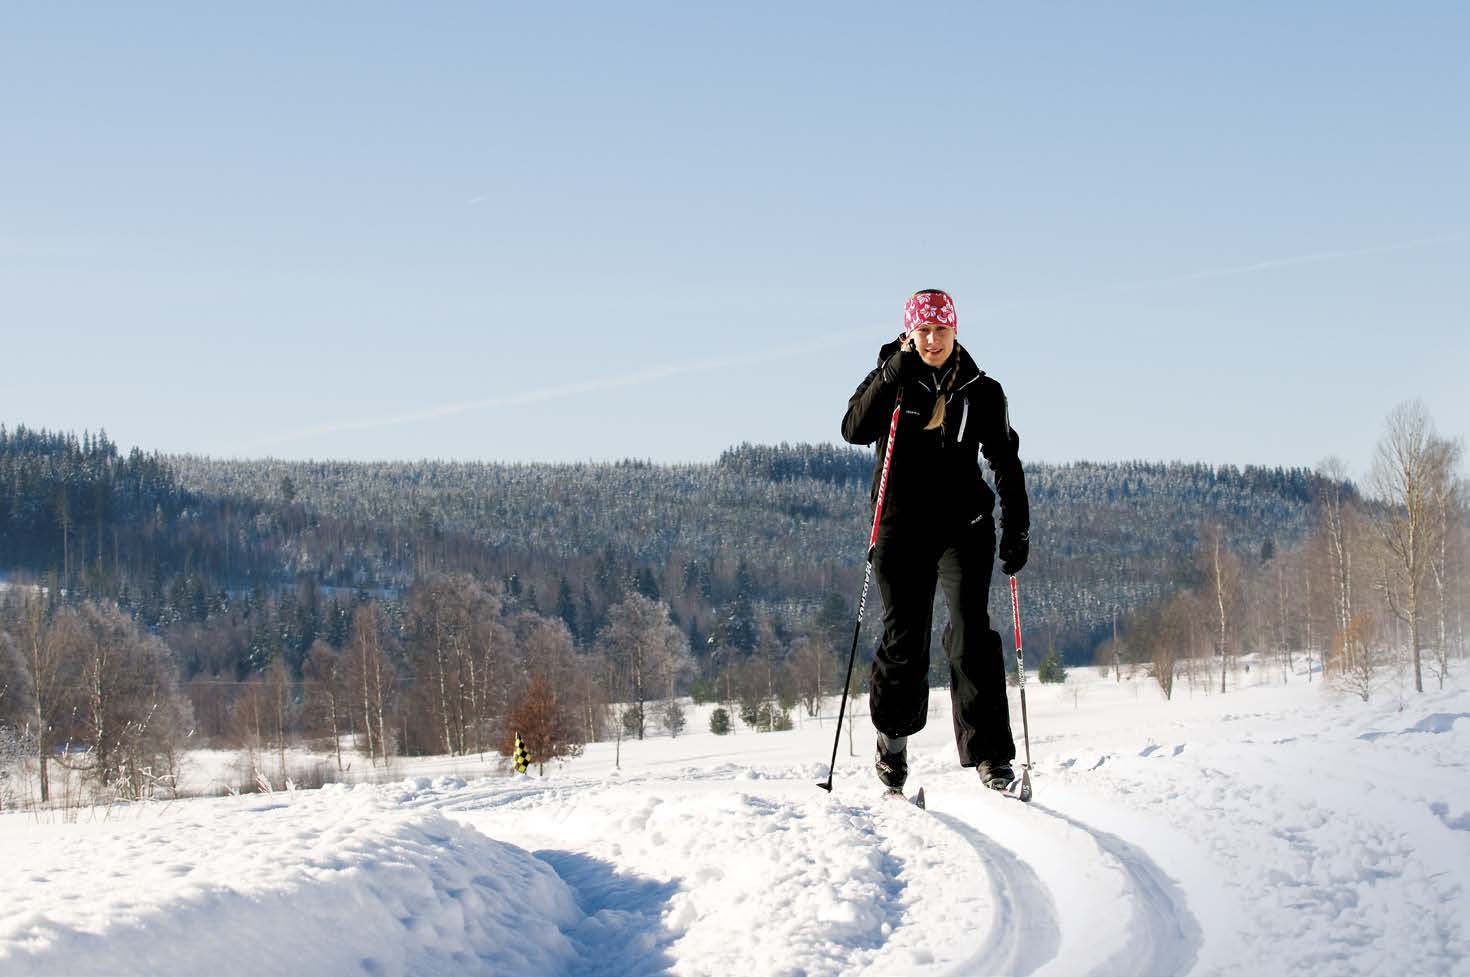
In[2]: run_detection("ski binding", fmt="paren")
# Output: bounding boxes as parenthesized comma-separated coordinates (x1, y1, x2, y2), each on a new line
(884, 786, 925, 809)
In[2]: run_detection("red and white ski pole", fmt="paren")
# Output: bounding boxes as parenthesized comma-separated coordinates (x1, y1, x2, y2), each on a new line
(819, 389, 902, 793)
(1008, 575, 1034, 802)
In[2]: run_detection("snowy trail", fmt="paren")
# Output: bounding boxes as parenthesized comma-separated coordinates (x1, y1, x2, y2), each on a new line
(3, 671, 1467, 977)
(425, 765, 1202, 977)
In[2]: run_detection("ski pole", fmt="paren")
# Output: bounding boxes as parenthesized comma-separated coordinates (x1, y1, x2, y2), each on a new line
(819, 388, 903, 793)
(1008, 574, 1034, 802)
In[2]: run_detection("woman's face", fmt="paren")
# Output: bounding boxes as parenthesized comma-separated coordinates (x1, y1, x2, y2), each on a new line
(907, 323, 955, 367)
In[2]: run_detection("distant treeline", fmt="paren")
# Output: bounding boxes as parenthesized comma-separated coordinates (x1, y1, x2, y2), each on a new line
(2, 425, 1341, 670)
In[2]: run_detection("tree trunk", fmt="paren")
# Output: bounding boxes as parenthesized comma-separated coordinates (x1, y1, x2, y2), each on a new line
(1215, 535, 1228, 695)
(435, 638, 453, 755)
(35, 699, 50, 804)
(1302, 561, 1314, 683)
(330, 688, 342, 771)
(360, 649, 377, 764)
(1277, 564, 1290, 683)
(633, 644, 645, 741)
(372, 652, 389, 764)
(466, 654, 481, 757)
(1112, 608, 1121, 683)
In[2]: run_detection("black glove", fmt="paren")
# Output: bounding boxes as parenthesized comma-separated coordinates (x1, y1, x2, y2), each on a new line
(880, 344, 925, 385)
(999, 529, 1029, 576)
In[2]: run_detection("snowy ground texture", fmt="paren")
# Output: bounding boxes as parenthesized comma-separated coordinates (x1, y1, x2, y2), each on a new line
(2, 664, 1467, 977)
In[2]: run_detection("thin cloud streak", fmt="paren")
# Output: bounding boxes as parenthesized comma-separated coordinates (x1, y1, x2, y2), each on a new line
(982, 232, 1465, 312)
(1139, 232, 1466, 286)
(254, 340, 830, 450)
(0, 239, 93, 260)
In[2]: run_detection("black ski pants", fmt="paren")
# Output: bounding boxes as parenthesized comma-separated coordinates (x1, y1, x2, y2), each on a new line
(868, 514, 1016, 768)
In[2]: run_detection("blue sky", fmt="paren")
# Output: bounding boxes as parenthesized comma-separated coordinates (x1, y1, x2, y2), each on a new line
(3, 3, 1466, 481)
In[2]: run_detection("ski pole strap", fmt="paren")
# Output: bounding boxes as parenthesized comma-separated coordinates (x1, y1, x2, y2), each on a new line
(867, 390, 903, 559)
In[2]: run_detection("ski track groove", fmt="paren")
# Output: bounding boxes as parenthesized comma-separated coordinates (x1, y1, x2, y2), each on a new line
(928, 810, 1060, 977)
(1030, 801, 1203, 977)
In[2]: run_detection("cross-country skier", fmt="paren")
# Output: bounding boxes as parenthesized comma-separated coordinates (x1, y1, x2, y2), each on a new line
(840, 289, 1030, 794)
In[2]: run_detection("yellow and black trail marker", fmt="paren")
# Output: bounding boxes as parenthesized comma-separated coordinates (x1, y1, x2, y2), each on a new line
(513, 732, 531, 775)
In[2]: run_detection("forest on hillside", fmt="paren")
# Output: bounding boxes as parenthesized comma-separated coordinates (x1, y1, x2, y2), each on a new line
(3, 414, 1463, 807)
(3, 426, 1331, 660)
(165, 444, 1331, 652)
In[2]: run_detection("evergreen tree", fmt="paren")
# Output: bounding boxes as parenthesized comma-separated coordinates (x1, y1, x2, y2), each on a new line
(1039, 647, 1067, 684)
(555, 575, 577, 636)
(711, 593, 757, 654)
(634, 566, 661, 601)
(813, 592, 851, 653)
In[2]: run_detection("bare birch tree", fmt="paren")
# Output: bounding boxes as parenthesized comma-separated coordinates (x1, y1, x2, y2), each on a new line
(6, 594, 71, 802)
(1316, 458, 1359, 668)
(788, 635, 838, 719)
(598, 594, 689, 741)
(405, 575, 507, 756)
(345, 603, 393, 764)
(263, 656, 294, 782)
(303, 639, 346, 770)
(1426, 464, 1465, 688)
(1369, 401, 1460, 693)
(58, 602, 190, 799)
(1197, 524, 1241, 693)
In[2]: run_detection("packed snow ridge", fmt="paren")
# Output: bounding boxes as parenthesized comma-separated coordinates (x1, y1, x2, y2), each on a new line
(2, 666, 1467, 977)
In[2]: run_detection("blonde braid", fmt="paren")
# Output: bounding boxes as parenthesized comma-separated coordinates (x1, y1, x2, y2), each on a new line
(924, 343, 962, 431)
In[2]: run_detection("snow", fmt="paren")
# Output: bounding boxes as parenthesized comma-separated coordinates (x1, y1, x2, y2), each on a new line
(2, 665, 1468, 977)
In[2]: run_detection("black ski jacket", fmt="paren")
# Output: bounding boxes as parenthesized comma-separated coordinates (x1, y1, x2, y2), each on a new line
(841, 338, 1029, 535)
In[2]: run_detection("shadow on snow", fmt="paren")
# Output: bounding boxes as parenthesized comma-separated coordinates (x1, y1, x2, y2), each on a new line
(534, 849, 681, 977)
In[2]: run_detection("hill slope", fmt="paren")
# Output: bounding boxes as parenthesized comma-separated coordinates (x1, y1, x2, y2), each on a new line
(1, 427, 1343, 662)
(168, 447, 1336, 659)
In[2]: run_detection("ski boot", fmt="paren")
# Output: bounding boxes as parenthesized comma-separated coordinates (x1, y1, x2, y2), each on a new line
(979, 761, 1032, 801)
(875, 737, 908, 793)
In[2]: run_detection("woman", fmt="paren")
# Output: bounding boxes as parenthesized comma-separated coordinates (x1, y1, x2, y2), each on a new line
(840, 288, 1030, 793)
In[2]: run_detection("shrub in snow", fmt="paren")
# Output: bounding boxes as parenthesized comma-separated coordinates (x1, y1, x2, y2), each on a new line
(708, 707, 731, 736)
(0, 725, 34, 809)
(661, 699, 687, 738)
(1040, 648, 1067, 684)
(754, 703, 793, 732)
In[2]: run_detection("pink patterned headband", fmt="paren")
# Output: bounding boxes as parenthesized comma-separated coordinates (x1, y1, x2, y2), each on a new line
(903, 290, 957, 334)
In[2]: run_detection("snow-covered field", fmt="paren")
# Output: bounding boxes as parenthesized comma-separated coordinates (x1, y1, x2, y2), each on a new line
(2, 663, 1467, 977)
